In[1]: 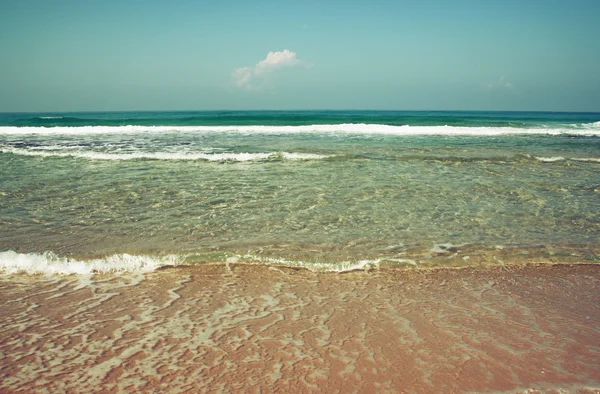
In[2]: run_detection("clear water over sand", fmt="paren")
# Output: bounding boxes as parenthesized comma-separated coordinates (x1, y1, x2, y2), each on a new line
(1, 111, 599, 272)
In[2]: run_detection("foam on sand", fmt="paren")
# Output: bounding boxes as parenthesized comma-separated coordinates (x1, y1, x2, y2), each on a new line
(0, 251, 184, 275)
(234, 254, 389, 272)
(1, 263, 599, 392)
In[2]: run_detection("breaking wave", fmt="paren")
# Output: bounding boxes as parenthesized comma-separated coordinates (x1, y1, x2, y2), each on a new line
(535, 156, 600, 163)
(0, 251, 184, 275)
(0, 148, 330, 161)
(1, 123, 600, 136)
(0, 251, 416, 276)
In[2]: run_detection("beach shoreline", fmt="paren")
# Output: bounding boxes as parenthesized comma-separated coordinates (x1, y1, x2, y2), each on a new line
(1, 262, 599, 393)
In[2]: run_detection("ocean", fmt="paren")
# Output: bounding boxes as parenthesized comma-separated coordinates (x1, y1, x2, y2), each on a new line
(1, 110, 600, 393)
(1, 110, 599, 273)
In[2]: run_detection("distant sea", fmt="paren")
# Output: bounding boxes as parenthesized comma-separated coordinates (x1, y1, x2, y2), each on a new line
(1, 110, 599, 274)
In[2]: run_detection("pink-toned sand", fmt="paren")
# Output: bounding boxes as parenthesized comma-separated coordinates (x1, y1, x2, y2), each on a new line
(1, 263, 599, 393)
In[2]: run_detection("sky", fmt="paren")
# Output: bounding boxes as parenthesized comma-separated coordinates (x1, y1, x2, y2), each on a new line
(1, 0, 599, 112)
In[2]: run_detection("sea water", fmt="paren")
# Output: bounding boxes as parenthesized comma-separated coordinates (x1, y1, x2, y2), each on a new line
(1, 110, 599, 274)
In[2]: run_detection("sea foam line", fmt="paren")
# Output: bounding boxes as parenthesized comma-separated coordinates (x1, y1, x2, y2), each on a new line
(1, 123, 600, 136)
(0, 251, 184, 275)
(535, 156, 600, 163)
(233, 254, 382, 273)
(3, 147, 597, 163)
(0, 148, 330, 161)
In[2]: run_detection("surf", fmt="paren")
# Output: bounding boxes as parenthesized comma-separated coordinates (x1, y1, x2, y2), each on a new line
(1, 122, 600, 136)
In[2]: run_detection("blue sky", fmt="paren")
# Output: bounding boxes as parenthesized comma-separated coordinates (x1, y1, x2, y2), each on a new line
(1, 0, 599, 112)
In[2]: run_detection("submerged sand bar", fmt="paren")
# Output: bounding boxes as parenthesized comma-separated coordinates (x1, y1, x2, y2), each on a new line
(1, 263, 599, 393)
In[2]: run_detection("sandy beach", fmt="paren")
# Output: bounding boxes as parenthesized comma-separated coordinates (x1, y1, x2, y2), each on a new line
(2, 0, 600, 390)
(1, 263, 599, 393)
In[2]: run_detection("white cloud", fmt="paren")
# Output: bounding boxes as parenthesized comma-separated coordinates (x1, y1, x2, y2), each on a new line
(233, 50, 305, 90)
(485, 76, 514, 90)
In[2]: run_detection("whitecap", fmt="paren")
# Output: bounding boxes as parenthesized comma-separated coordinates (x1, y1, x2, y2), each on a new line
(535, 156, 600, 163)
(571, 157, 600, 163)
(0, 251, 184, 275)
(0, 148, 331, 162)
(1, 123, 600, 136)
(535, 156, 565, 162)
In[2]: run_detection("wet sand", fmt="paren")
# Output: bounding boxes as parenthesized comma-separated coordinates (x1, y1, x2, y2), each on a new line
(1, 263, 599, 393)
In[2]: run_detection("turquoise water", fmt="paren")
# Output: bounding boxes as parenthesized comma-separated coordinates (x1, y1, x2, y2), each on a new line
(2, 110, 600, 127)
(1, 111, 599, 273)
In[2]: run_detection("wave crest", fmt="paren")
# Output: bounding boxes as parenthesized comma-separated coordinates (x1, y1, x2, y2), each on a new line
(1, 123, 600, 136)
(0, 148, 330, 162)
(0, 251, 184, 275)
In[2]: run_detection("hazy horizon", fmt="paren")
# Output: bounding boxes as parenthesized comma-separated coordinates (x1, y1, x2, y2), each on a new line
(2, 109, 600, 116)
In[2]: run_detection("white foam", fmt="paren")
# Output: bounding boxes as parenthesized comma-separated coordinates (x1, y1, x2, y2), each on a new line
(572, 121, 600, 128)
(1, 123, 600, 136)
(0, 148, 330, 162)
(535, 156, 600, 163)
(535, 156, 565, 162)
(280, 152, 330, 160)
(572, 157, 600, 163)
(0, 251, 184, 275)
(29, 145, 89, 151)
(239, 254, 381, 272)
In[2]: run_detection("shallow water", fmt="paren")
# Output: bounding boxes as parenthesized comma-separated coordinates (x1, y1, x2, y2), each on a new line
(1, 110, 599, 272)
(2, 126, 600, 271)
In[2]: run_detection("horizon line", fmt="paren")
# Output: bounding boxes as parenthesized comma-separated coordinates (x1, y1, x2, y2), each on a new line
(2, 109, 600, 115)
